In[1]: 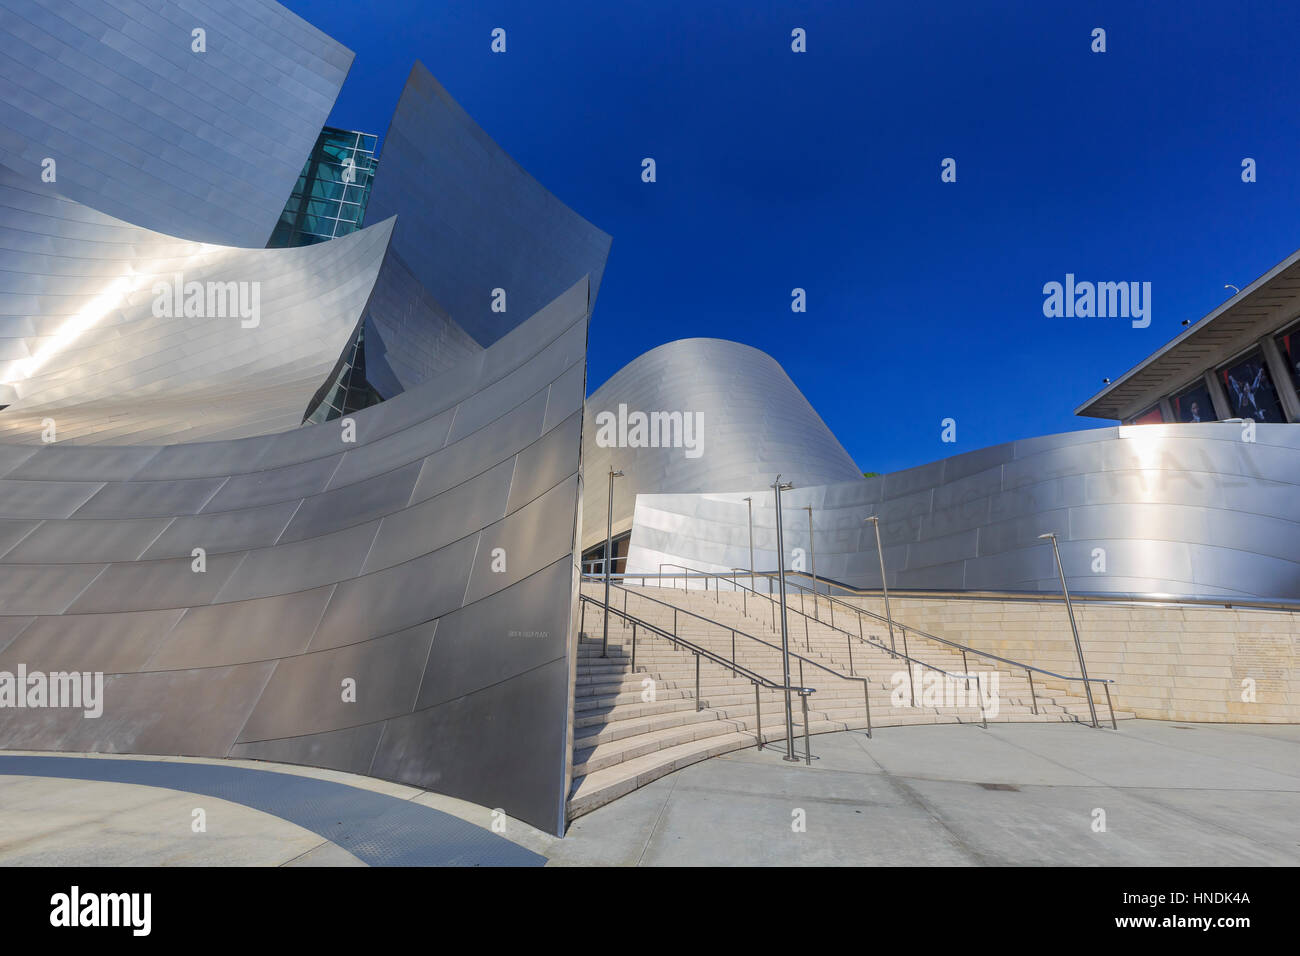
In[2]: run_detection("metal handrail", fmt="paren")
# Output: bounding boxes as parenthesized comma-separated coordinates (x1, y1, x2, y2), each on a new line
(589, 573, 1009, 736)
(765, 570, 1117, 688)
(589, 568, 1118, 729)
(766, 569, 1300, 614)
(592, 574, 990, 729)
(596, 578, 874, 694)
(578, 592, 819, 761)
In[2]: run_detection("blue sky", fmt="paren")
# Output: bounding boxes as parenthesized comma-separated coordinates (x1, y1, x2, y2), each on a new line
(283, 0, 1300, 474)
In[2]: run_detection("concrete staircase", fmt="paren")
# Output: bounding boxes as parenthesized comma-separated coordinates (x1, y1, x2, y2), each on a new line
(567, 581, 1133, 821)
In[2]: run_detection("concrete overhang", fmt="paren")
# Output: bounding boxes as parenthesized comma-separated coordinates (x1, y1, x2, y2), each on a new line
(1075, 247, 1300, 420)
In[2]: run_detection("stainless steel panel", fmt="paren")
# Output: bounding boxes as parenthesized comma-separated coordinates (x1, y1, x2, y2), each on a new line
(236, 622, 437, 742)
(463, 475, 580, 605)
(0, 609, 185, 674)
(149, 586, 335, 670)
(0, 0, 351, 246)
(139, 500, 301, 560)
(4, 516, 172, 563)
(361, 459, 514, 574)
(608, 370, 1300, 598)
(368, 656, 572, 839)
(0, 163, 394, 445)
(279, 461, 423, 544)
(228, 722, 387, 778)
(214, 520, 380, 604)
(364, 63, 610, 354)
(581, 338, 863, 552)
(66, 552, 245, 613)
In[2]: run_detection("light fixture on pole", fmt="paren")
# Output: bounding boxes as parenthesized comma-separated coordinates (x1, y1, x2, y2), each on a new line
(602, 469, 624, 658)
(1038, 532, 1098, 728)
(803, 504, 818, 621)
(863, 515, 895, 652)
(772, 475, 797, 761)
(743, 496, 755, 593)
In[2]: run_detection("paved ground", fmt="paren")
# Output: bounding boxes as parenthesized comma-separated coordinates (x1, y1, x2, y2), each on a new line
(0, 752, 547, 866)
(2, 721, 1296, 865)
(552, 720, 1300, 865)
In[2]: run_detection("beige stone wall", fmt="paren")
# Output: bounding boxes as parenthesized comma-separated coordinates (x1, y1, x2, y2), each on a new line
(838, 596, 1298, 724)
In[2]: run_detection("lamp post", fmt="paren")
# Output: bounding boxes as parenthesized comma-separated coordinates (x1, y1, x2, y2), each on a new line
(1038, 532, 1098, 728)
(803, 505, 819, 620)
(602, 469, 624, 658)
(863, 515, 895, 653)
(772, 475, 797, 761)
(743, 496, 755, 593)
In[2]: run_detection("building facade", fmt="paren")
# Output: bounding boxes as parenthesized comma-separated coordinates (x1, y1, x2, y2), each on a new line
(0, 0, 608, 835)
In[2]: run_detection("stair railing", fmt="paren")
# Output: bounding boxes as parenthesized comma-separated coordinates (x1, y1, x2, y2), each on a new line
(578, 592, 818, 762)
(595, 577, 993, 731)
(585, 569, 1117, 730)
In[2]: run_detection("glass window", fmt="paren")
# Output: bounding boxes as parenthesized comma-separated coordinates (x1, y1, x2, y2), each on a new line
(1127, 405, 1164, 425)
(1218, 349, 1284, 422)
(1275, 325, 1300, 394)
(1170, 381, 1216, 423)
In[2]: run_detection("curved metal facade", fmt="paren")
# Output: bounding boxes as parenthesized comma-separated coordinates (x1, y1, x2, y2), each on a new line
(0, 165, 394, 444)
(359, 62, 612, 391)
(624, 422, 1300, 600)
(0, 278, 591, 834)
(581, 337, 863, 552)
(0, 0, 352, 247)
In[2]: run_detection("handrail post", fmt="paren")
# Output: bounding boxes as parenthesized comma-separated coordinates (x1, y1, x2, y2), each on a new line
(631, 622, 637, 672)
(772, 475, 798, 762)
(804, 504, 819, 622)
(1027, 668, 1037, 715)
(865, 515, 896, 653)
(1103, 682, 1117, 730)
(602, 469, 623, 657)
(695, 653, 701, 712)
(580, 599, 587, 643)
(976, 675, 987, 730)
(754, 683, 763, 750)
(847, 634, 854, 676)
(801, 693, 812, 766)
(744, 496, 755, 596)
(961, 650, 970, 692)
(1041, 532, 1098, 728)
(902, 628, 916, 707)
(862, 680, 873, 738)
(731, 630, 736, 677)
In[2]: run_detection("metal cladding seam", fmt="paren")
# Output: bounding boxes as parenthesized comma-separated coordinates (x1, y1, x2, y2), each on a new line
(581, 337, 863, 552)
(0, 0, 353, 247)
(622, 423, 1300, 601)
(0, 276, 593, 835)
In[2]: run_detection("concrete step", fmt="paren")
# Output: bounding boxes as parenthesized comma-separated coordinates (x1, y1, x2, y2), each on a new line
(569, 585, 1134, 821)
